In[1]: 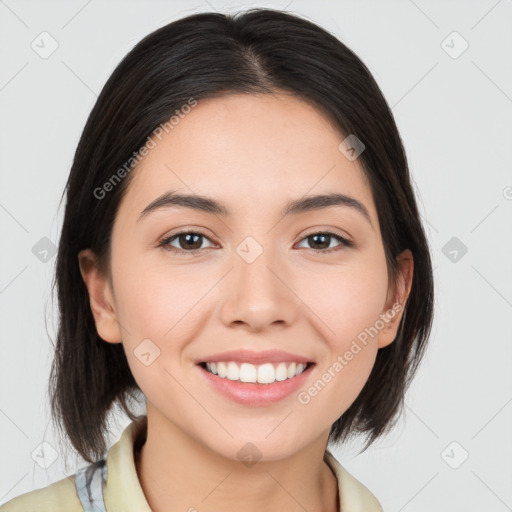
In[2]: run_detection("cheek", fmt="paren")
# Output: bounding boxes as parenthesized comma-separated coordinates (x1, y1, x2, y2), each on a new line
(303, 345, 378, 430)
(108, 253, 187, 383)
(298, 257, 388, 417)
(113, 251, 209, 338)
(309, 255, 389, 348)
(110, 254, 221, 385)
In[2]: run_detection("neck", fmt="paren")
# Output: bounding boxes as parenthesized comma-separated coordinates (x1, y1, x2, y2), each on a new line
(134, 406, 339, 512)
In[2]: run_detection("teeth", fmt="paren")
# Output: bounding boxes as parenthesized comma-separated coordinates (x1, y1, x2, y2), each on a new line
(240, 362, 257, 382)
(287, 362, 297, 378)
(204, 361, 308, 384)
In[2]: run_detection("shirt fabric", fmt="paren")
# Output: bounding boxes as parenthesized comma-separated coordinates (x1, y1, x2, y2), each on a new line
(1, 414, 383, 511)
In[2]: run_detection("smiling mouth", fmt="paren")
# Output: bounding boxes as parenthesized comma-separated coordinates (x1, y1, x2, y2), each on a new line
(198, 361, 315, 385)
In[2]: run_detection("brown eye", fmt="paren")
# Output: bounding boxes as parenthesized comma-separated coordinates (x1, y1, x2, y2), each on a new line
(159, 231, 214, 254)
(296, 231, 354, 253)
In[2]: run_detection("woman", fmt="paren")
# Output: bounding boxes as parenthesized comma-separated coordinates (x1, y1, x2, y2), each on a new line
(1, 7, 434, 511)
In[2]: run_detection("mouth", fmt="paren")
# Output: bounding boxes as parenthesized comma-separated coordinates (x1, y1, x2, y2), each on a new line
(194, 349, 316, 405)
(196, 360, 315, 405)
(197, 361, 316, 385)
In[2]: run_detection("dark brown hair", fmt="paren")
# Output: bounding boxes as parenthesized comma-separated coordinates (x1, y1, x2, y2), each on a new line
(49, 7, 434, 463)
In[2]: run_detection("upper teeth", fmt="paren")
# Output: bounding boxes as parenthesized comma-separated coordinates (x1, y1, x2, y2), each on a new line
(205, 361, 308, 384)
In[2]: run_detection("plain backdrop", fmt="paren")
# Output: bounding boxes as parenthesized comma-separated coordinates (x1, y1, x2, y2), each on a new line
(1, 0, 511, 510)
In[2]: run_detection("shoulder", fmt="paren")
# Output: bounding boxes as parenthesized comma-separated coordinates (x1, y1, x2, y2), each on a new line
(0, 474, 83, 512)
(324, 449, 384, 512)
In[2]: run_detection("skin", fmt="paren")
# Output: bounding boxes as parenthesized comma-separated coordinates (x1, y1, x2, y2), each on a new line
(79, 92, 413, 512)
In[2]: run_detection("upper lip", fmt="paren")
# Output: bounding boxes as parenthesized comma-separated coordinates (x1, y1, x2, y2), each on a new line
(195, 350, 314, 365)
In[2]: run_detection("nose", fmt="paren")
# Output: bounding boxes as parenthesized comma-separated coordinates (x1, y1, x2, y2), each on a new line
(218, 242, 299, 332)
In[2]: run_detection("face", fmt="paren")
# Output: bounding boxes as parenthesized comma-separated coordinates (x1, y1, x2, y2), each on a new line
(79, 92, 412, 461)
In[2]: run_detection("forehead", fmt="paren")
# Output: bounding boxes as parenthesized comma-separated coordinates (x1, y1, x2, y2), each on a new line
(118, 92, 377, 224)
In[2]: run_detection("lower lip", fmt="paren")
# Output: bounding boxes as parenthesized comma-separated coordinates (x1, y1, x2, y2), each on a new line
(197, 363, 315, 406)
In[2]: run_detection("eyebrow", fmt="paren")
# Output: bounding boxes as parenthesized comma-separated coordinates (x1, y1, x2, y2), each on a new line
(137, 191, 373, 228)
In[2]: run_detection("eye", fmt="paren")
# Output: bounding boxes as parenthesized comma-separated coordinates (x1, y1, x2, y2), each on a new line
(158, 229, 354, 256)
(158, 231, 215, 255)
(296, 231, 354, 253)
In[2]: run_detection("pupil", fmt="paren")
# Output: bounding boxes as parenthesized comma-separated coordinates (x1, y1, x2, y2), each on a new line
(182, 233, 201, 249)
(311, 234, 329, 249)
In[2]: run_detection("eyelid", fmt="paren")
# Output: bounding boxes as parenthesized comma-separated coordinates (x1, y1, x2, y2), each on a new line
(298, 227, 353, 244)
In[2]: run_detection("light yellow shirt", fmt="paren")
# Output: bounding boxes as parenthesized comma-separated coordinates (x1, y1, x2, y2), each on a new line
(0, 415, 383, 511)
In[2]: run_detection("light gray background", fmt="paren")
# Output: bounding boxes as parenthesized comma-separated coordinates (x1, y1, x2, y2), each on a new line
(1, 0, 511, 510)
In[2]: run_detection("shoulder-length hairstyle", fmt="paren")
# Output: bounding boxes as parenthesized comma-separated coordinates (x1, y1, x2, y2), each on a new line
(49, 7, 434, 463)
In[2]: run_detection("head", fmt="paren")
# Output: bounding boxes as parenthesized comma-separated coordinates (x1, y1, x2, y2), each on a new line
(49, 8, 434, 463)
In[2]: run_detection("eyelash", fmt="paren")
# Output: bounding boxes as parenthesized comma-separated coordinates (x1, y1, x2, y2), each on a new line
(157, 230, 354, 255)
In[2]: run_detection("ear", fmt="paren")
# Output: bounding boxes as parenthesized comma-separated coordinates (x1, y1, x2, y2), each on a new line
(377, 249, 414, 349)
(78, 248, 122, 344)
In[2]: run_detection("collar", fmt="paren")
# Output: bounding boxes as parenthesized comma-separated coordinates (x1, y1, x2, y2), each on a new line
(103, 415, 382, 511)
